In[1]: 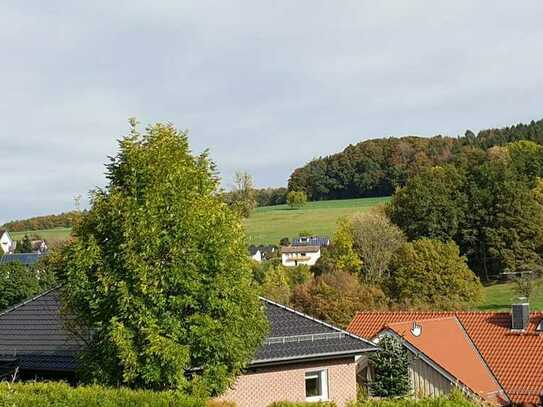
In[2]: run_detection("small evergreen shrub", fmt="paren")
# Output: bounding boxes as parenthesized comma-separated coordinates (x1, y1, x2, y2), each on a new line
(0, 382, 205, 406)
(369, 335, 411, 397)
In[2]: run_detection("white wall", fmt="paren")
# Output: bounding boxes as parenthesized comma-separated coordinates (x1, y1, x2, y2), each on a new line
(281, 250, 320, 267)
(0, 232, 13, 254)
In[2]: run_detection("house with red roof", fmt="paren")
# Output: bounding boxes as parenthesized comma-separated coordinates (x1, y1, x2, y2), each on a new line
(347, 301, 543, 406)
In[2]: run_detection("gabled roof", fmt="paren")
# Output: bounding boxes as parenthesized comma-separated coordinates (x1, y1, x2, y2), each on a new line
(0, 289, 377, 374)
(0, 253, 44, 266)
(0, 288, 82, 371)
(348, 311, 543, 405)
(254, 298, 377, 366)
(280, 245, 320, 254)
(378, 317, 507, 405)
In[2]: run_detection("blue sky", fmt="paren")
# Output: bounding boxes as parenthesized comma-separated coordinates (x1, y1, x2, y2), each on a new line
(1, 1, 543, 224)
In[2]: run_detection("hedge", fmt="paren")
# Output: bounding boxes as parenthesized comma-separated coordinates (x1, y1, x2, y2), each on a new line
(0, 382, 205, 407)
(267, 403, 336, 407)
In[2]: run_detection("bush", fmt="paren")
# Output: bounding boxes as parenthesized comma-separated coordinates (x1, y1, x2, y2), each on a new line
(268, 402, 336, 407)
(0, 382, 205, 406)
(347, 390, 478, 406)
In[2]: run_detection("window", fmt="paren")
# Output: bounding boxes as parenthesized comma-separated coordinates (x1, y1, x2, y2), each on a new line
(305, 370, 328, 401)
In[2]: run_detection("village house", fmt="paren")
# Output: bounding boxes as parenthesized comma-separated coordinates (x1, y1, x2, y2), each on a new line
(347, 300, 543, 406)
(280, 245, 321, 267)
(0, 230, 14, 254)
(249, 246, 263, 262)
(0, 290, 377, 407)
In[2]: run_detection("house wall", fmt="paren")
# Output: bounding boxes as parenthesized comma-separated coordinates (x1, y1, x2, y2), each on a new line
(408, 353, 454, 398)
(357, 352, 454, 399)
(0, 232, 12, 254)
(281, 251, 320, 267)
(216, 358, 359, 407)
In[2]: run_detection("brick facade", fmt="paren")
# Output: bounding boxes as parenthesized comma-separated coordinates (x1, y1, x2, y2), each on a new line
(216, 357, 359, 407)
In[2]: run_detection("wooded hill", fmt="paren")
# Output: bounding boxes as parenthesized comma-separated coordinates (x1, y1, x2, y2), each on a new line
(288, 118, 543, 200)
(2, 211, 81, 232)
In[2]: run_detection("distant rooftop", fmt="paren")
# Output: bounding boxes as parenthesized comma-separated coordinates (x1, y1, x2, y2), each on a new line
(0, 253, 44, 266)
(292, 236, 330, 247)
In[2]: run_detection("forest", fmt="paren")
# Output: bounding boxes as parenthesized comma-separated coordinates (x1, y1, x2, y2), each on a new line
(288, 118, 543, 200)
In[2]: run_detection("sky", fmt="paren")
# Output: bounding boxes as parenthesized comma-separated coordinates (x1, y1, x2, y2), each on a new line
(1, 1, 543, 224)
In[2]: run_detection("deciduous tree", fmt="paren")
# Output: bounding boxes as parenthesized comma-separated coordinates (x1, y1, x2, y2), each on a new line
(291, 271, 387, 327)
(55, 121, 268, 394)
(388, 239, 483, 310)
(287, 191, 307, 209)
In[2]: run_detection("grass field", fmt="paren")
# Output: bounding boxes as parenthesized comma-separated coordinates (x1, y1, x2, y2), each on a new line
(244, 196, 390, 245)
(479, 282, 543, 311)
(10, 228, 72, 242)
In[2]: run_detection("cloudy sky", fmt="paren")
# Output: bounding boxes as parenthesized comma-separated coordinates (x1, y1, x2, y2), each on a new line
(1, 1, 543, 224)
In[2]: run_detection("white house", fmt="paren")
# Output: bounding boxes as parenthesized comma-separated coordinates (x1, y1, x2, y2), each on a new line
(249, 246, 263, 262)
(0, 230, 14, 254)
(281, 245, 321, 267)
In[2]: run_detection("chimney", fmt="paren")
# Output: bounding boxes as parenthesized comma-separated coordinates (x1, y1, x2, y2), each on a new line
(511, 298, 529, 331)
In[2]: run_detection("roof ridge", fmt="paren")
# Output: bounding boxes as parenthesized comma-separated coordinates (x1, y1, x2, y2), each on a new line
(0, 286, 62, 317)
(259, 297, 378, 349)
(454, 316, 510, 402)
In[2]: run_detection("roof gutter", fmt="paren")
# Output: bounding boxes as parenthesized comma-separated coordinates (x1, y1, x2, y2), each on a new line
(249, 347, 376, 368)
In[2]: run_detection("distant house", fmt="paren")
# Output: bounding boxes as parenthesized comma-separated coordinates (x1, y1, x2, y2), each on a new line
(0, 253, 44, 267)
(0, 290, 377, 407)
(292, 236, 330, 247)
(281, 245, 321, 267)
(248, 246, 263, 262)
(348, 300, 543, 405)
(0, 230, 14, 254)
(31, 240, 48, 254)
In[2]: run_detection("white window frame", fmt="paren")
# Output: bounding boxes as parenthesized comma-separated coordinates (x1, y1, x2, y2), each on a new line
(305, 369, 329, 402)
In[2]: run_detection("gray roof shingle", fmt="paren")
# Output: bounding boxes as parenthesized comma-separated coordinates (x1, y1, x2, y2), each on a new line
(0, 289, 82, 371)
(253, 299, 377, 365)
(0, 290, 376, 372)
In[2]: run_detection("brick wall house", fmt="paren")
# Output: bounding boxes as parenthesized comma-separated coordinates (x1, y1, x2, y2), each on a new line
(0, 291, 377, 406)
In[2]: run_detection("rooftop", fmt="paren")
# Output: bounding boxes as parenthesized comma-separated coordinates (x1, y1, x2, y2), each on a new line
(348, 311, 543, 405)
(0, 253, 44, 266)
(280, 245, 320, 254)
(0, 289, 376, 374)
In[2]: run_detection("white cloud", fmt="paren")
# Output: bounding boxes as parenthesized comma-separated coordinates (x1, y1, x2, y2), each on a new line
(1, 0, 543, 223)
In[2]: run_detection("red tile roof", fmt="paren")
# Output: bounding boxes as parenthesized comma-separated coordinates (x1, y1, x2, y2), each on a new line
(348, 311, 543, 405)
(381, 317, 506, 404)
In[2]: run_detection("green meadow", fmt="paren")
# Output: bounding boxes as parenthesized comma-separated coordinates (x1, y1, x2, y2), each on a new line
(244, 196, 390, 245)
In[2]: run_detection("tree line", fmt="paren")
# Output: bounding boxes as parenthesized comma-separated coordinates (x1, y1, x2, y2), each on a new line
(2, 211, 82, 232)
(288, 118, 543, 200)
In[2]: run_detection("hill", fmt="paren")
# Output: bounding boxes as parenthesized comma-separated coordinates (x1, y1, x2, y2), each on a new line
(289, 118, 543, 201)
(243, 196, 389, 245)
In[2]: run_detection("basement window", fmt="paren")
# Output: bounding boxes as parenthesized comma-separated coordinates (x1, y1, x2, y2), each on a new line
(305, 370, 328, 401)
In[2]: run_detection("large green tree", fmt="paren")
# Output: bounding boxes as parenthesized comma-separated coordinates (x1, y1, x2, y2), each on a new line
(0, 262, 56, 310)
(461, 158, 543, 281)
(55, 122, 268, 395)
(388, 239, 483, 310)
(388, 165, 467, 242)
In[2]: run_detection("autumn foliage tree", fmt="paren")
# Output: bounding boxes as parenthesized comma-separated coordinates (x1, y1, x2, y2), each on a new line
(291, 271, 387, 327)
(55, 121, 268, 395)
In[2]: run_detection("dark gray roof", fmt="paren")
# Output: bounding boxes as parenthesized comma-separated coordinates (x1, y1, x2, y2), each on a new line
(253, 299, 377, 365)
(292, 236, 330, 247)
(0, 288, 82, 371)
(0, 290, 376, 373)
(0, 253, 44, 266)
